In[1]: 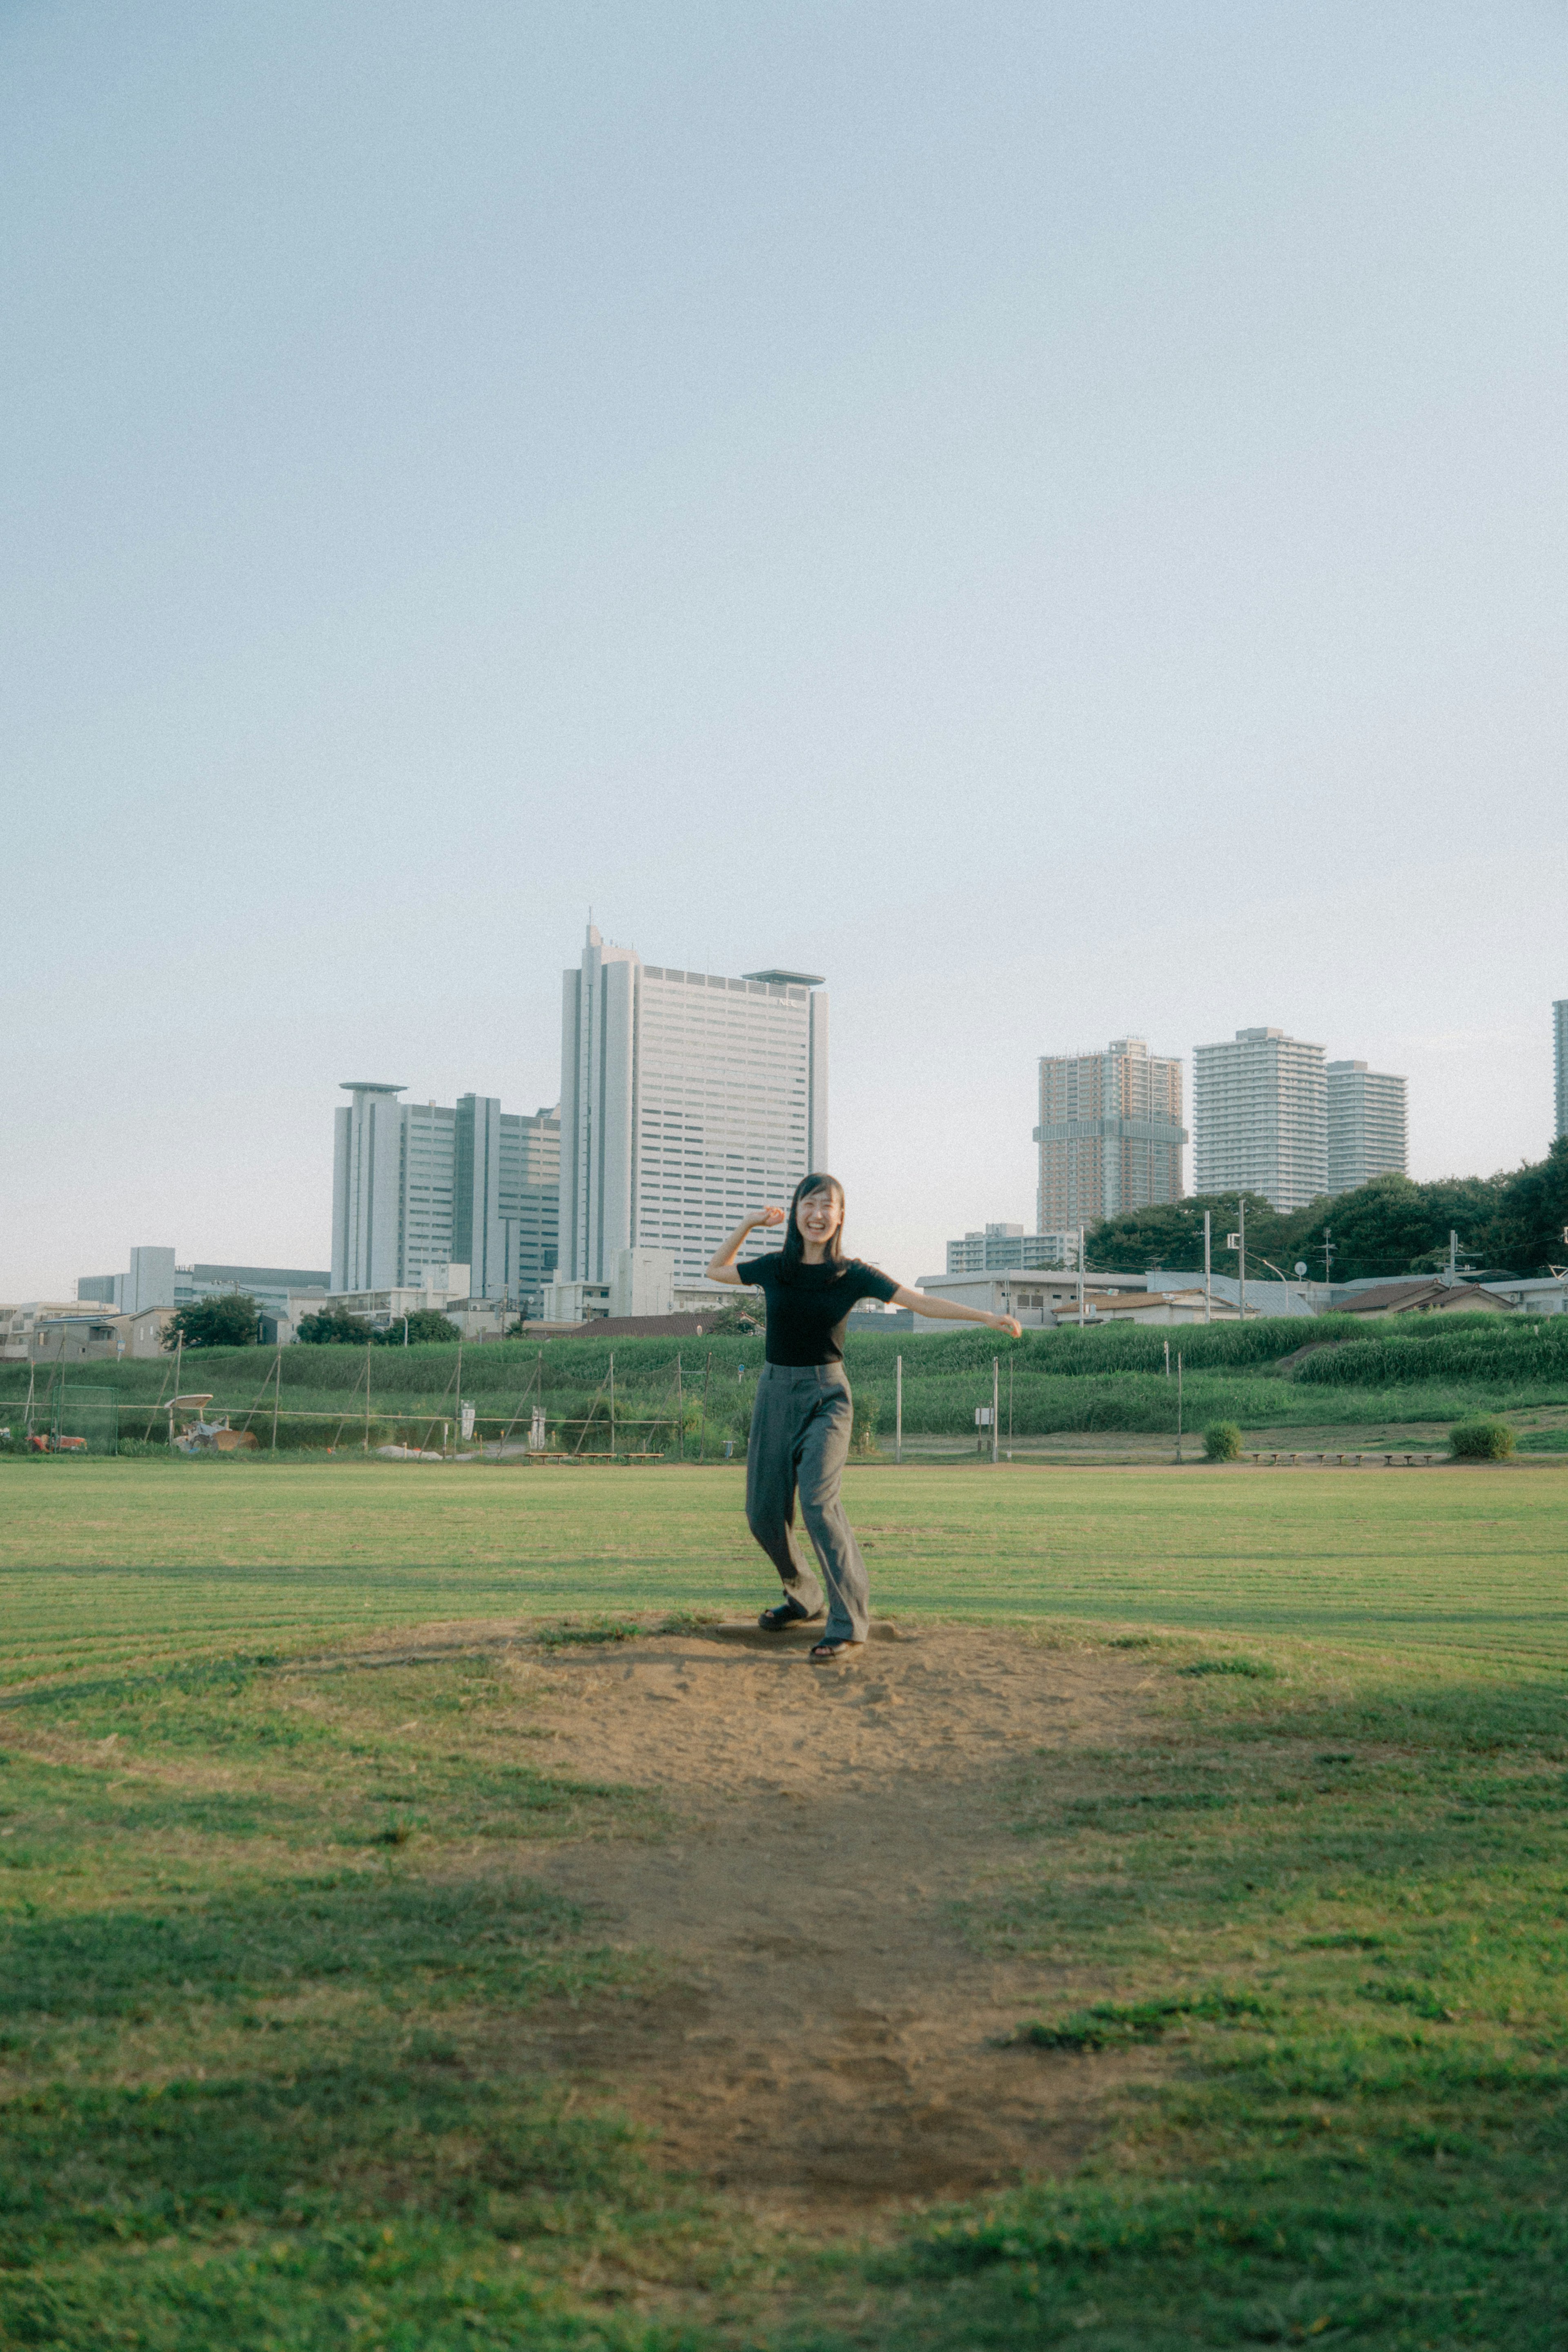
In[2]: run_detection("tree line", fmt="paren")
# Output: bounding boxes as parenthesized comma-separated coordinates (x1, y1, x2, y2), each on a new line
(158, 1300, 468, 1350)
(1085, 1138, 1568, 1284)
(159, 1295, 766, 1350)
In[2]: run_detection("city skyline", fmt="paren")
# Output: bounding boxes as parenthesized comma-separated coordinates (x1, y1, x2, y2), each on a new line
(5, 7, 1565, 1298)
(9, 953, 1565, 1298)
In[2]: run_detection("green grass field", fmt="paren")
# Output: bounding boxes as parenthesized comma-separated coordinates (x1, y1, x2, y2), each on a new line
(3, 1460, 1567, 2348)
(3, 1458, 1566, 1681)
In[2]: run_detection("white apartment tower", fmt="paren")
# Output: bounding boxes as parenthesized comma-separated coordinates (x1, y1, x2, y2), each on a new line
(332, 1085, 560, 1308)
(1034, 1038, 1186, 1232)
(1193, 1028, 1327, 1211)
(1555, 1001, 1568, 1140)
(558, 927, 829, 1286)
(1327, 1061, 1408, 1195)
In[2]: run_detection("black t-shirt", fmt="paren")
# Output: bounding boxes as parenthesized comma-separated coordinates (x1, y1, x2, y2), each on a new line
(736, 1253, 901, 1366)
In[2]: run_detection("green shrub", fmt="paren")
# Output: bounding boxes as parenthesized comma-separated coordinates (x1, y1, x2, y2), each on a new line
(1203, 1421, 1242, 1462)
(1449, 1418, 1517, 1461)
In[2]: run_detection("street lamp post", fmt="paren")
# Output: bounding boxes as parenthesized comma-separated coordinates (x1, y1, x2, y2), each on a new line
(1258, 1255, 1298, 1310)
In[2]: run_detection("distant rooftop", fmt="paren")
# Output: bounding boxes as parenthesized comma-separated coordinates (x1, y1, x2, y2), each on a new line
(743, 968, 826, 987)
(340, 1081, 406, 1094)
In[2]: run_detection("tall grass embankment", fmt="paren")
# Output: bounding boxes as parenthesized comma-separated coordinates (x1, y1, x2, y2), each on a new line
(6, 1311, 1567, 1446)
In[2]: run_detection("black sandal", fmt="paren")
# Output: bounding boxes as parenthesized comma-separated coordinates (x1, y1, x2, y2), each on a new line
(808, 1638, 864, 1663)
(757, 1601, 824, 1631)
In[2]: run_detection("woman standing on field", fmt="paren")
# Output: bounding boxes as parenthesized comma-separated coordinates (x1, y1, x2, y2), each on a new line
(707, 1174, 1022, 1662)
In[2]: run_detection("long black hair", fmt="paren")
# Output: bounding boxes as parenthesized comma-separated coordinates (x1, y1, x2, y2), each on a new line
(775, 1171, 848, 1283)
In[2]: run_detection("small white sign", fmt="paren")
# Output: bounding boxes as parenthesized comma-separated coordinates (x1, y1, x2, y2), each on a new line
(975, 1406, 994, 1427)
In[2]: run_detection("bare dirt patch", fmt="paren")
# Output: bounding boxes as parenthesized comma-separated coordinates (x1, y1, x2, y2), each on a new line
(503, 1623, 1163, 2212)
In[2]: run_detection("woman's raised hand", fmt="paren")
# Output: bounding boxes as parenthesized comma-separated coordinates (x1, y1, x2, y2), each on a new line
(992, 1313, 1023, 1338)
(751, 1205, 787, 1229)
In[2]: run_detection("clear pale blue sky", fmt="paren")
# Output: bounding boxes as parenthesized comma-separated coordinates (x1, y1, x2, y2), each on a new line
(4, 2, 1565, 1297)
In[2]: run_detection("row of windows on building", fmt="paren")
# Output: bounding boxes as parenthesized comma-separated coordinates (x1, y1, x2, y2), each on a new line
(1033, 1031, 1409, 1225)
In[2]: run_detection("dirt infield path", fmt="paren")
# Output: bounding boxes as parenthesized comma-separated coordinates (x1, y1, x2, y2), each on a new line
(508, 1625, 1159, 2211)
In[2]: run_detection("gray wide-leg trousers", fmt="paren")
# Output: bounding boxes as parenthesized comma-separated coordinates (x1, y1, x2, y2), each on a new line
(744, 1363, 871, 1643)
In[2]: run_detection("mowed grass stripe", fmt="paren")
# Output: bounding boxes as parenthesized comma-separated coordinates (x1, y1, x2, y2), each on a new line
(2, 1462, 1567, 1684)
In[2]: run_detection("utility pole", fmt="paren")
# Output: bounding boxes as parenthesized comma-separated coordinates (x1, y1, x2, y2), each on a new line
(1176, 1350, 1183, 1463)
(271, 1347, 282, 1455)
(991, 1358, 999, 1465)
(1203, 1211, 1212, 1324)
(1448, 1228, 1458, 1288)
(895, 1354, 902, 1465)
(1224, 1204, 1248, 1322)
(675, 1353, 683, 1463)
(1077, 1227, 1086, 1327)
(364, 1340, 372, 1454)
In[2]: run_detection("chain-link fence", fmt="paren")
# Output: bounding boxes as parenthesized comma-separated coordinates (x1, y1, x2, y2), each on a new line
(2, 1379, 119, 1455)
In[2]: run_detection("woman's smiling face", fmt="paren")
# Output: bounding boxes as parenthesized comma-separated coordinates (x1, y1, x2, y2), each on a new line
(795, 1184, 844, 1251)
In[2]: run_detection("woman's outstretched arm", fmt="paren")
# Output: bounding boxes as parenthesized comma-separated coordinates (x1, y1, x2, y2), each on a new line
(706, 1206, 786, 1286)
(889, 1284, 1022, 1338)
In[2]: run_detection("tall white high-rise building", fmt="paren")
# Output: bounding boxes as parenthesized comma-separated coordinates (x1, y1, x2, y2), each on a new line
(332, 1086, 559, 1307)
(1193, 1027, 1327, 1211)
(557, 927, 829, 1286)
(1555, 1001, 1568, 1140)
(1326, 1061, 1408, 1195)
